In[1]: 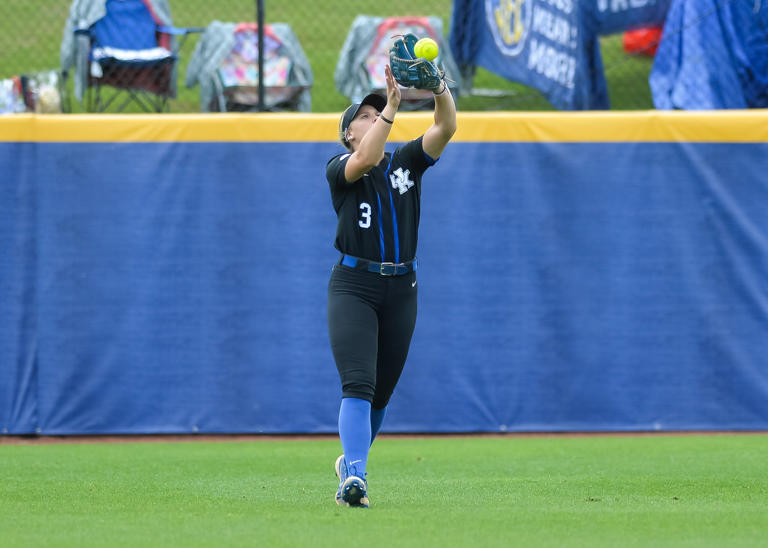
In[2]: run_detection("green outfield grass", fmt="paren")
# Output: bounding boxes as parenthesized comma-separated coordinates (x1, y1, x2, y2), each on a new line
(2, 434, 767, 547)
(1, 0, 654, 112)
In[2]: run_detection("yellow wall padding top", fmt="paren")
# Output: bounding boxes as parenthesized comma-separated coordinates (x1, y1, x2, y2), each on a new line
(2, 110, 767, 143)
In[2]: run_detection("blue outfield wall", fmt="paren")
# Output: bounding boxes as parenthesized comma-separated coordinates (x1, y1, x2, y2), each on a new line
(1, 113, 768, 434)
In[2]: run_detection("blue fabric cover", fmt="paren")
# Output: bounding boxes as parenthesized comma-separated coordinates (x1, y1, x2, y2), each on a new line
(91, 0, 158, 50)
(651, 0, 768, 109)
(1, 139, 768, 434)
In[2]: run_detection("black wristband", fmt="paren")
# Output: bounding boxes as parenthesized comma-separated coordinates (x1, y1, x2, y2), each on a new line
(433, 83, 448, 96)
(379, 114, 394, 124)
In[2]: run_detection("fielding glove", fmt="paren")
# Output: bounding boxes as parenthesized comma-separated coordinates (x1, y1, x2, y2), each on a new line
(389, 34, 445, 93)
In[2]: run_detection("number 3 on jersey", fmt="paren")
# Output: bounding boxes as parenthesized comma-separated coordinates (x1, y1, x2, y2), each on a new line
(358, 202, 372, 229)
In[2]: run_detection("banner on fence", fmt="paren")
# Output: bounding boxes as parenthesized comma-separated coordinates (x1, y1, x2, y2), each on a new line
(449, 0, 671, 109)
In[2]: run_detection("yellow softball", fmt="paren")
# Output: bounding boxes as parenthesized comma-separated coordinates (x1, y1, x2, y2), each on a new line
(413, 37, 439, 61)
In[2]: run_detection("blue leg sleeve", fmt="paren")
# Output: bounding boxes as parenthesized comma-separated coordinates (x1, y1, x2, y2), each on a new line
(370, 406, 387, 445)
(338, 397, 371, 478)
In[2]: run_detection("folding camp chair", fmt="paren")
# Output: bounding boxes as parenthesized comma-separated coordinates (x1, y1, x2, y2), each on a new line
(62, 0, 201, 112)
(335, 16, 461, 111)
(185, 22, 313, 112)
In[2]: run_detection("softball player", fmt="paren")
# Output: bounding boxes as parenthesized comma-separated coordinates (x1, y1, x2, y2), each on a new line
(326, 64, 457, 507)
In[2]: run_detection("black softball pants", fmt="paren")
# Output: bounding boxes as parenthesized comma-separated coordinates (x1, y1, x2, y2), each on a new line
(327, 263, 418, 409)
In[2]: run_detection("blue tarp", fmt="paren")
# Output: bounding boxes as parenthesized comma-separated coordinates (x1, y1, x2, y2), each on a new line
(650, 0, 768, 109)
(2, 135, 768, 434)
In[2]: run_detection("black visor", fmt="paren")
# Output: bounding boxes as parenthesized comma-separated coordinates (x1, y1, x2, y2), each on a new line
(338, 93, 388, 145)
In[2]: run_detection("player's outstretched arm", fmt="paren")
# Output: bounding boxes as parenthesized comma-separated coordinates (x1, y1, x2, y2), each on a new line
(344, 65, 401, 182)
(422, 83, 457, 160)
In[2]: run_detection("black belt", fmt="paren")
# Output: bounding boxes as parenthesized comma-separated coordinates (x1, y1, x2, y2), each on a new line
(340, 254, 417, 276)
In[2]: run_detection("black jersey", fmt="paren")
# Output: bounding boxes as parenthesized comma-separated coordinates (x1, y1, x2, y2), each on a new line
(326, 136, 437, 264)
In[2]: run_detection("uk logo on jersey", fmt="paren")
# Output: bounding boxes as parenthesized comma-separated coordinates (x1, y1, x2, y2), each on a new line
(390, 167, 414, 195)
